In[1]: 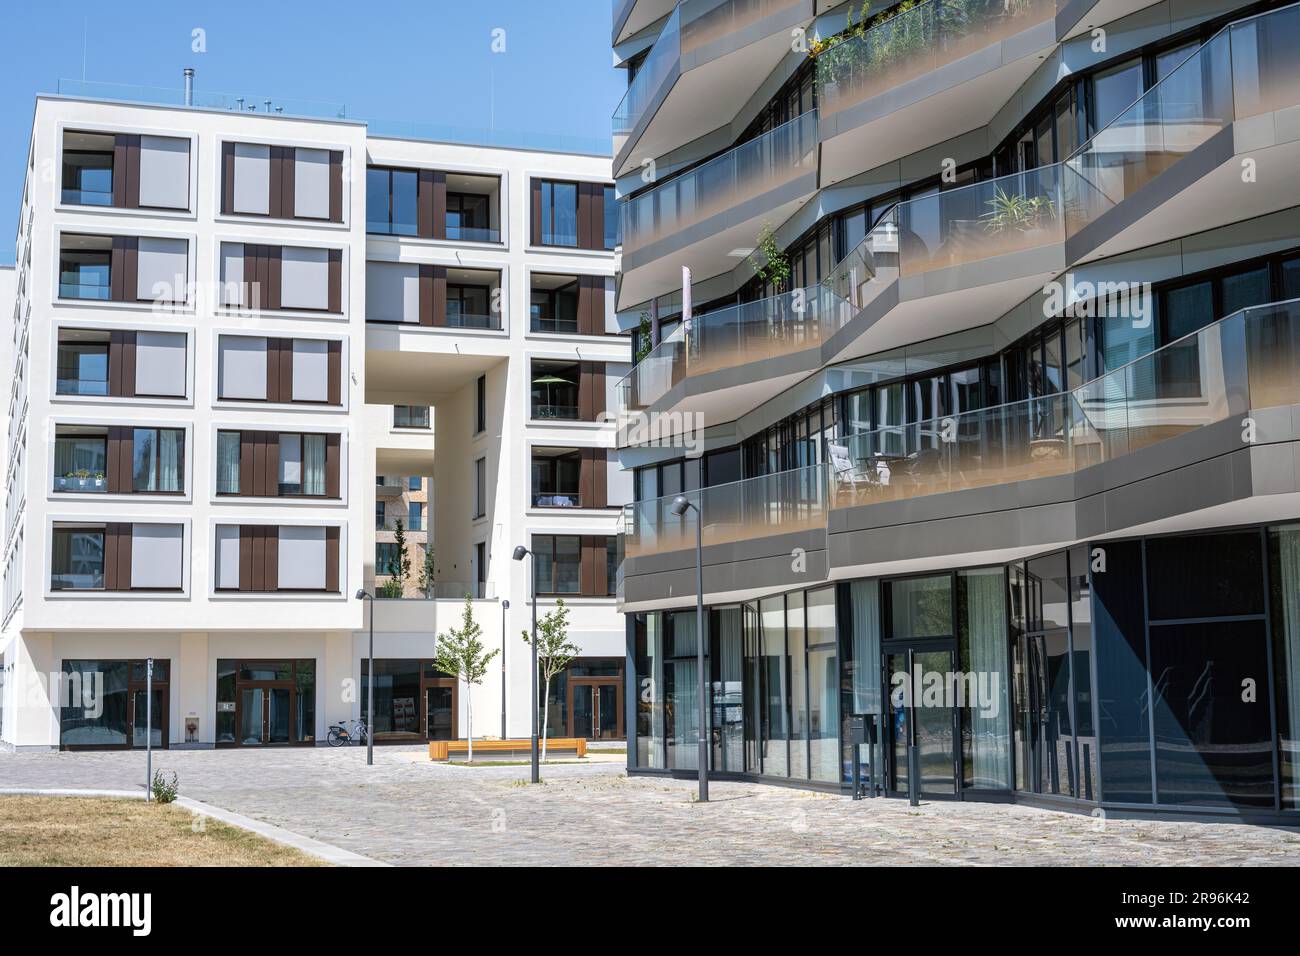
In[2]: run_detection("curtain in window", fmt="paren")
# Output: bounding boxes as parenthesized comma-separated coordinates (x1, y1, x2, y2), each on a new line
(851, 579, 881, 715)
(670, 612, 699, 771)
(963, 568, 1011, 790)
(158, 429, 182, 492)
(216, 433, 240, 494)
(1276, 524, 1300, 809)
(303, 435, 326, 496)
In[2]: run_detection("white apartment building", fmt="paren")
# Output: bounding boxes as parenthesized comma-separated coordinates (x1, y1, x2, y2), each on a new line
(0, 91, 628, 751)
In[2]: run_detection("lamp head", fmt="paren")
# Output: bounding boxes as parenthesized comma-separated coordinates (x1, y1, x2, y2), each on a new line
(355, 589, 369, 600)
(670, 495, 692, 517)
(502, 599, 511, 610)
(512, 545, 528, 561)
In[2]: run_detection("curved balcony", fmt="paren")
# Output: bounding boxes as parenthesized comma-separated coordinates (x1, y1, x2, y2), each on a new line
(815, 0, 1058, 184)
(618, 110, 820, 307)
(619, 2, 1300, 441)
(621, 297, 1300, 603)
(612, 0, 815, 176)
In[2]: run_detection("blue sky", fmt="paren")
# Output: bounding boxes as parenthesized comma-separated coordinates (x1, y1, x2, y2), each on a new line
(0, 0, 625, 262)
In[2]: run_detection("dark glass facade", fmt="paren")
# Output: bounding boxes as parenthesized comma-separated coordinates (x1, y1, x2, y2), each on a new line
(629, 521, 1300, 819)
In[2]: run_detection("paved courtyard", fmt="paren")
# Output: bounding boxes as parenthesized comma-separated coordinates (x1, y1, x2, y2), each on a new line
(2, 746, 1297, 866)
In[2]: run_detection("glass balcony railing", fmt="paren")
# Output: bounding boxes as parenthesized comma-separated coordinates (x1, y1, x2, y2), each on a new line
(621, 110, 819, 255)
(59, 280, 111, 301)
(815, 0, 1058, 118)
(56, 378, 110, 397)
(445, 225, 501, 244)
(612, 0, 807, 153)
(831, 298, 1300, 507)
(444, 312, 501, 330)
(623, 299, 1300, 563)
(623, 463, 831, 561)
(57, 78, 347, 119)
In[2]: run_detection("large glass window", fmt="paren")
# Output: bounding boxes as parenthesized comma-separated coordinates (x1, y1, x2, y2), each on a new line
(634, 613, 665, 769)
(60, 660, 129, 746)
(532, 534, 581, 594)
(1090, 57, 1144, 135)
(361, 660, 422, 736)
(132, 428, 185, 493)
(53, 429, 107, 493)
(56, 333, 110, 395)
(366, 167, 418, 235)
(760, 596, 788, 777)
(957, 568, 1010, 791)
(1270, 524, 1300, 809)
(51, 528, 105, 590)
(788, 591, 808, 779)
(888, 575, 952, 638)
(603, 185, 620, 250)
(665, 610, 702, 771)
(539, 181, 578, 247)
(806, 588, 839, 783)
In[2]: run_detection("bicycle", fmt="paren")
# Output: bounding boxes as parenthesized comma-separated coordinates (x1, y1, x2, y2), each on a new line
(326, 719, 368, 747)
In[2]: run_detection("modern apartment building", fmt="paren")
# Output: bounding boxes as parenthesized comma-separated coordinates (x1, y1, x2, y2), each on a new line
(0, 89, 628, 751)
(612, 0, 1300, 822)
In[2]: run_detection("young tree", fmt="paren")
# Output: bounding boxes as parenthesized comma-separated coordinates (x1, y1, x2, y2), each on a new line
(521, 599, 580, 762)
(417, 545, 436, 598)
(380, 518, 412, 598)
(434, 596, 498, 762)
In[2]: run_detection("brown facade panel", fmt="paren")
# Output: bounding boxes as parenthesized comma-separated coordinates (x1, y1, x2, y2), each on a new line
(262, 432, 279, 498)
(264, 529, 279, 592)
(108, 330, 137, 398)
(432, 171, 447, 241)
(277, 337, 294, 403)
(239, 432, 256, 497)
(325, 526, 340, 593)
(325, 433, 341, 499)
(105, 523, 132, 591)
(220, 141, 235, 215)
(327, 248, 342, 313)
(576, 181, 595, 250)
(106, 427, 134, 495)
(417, 170, 435, 239)
(530, 178, 542, 246)
(329, 151, 344, 223)
(327, 340, 342, 405)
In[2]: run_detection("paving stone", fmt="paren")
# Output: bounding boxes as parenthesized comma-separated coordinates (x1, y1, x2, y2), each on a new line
(2, 747, 1297, 866)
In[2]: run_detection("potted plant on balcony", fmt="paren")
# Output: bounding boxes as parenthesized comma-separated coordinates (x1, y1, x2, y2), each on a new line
(981, 186, 1057, 236)
(57, 468, 105, 493)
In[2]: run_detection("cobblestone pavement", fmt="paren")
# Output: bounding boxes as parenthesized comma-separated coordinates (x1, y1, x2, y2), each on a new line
(3, 747, 1298, 866)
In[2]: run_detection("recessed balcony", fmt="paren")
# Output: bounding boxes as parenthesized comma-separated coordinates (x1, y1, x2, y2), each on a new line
(612, 0, 815, 176)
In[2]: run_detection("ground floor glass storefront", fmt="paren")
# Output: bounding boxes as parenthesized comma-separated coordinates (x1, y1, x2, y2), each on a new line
(216, 660, 315, 747)
(360, 660, 457, 742)
(631, 520, 1300, 819)
(59, 659, 169, 750)
(543, 658, 624, 740)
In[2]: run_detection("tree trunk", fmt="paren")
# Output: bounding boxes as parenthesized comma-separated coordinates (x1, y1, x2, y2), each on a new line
(466, 680, 473, 763)
(542, 675, 551, 763)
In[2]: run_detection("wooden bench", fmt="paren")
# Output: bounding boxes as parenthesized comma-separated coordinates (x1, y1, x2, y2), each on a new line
(429, 738, 587, 761)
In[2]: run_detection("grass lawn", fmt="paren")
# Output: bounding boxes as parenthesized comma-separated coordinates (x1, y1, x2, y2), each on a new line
(0, 796, 325, 867)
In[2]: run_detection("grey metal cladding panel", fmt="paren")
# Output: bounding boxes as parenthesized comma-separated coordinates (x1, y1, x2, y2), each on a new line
(1063, 124, 1236, 265)
(679, 1, 815, 72)
(897, 242, 1065, 301)
(1054, 0, 1094, 40)
(620, 169, 819, 271)
(625, 527, 825, 577)
(685, 343, 822, 396)
(622, 545, 830, 606)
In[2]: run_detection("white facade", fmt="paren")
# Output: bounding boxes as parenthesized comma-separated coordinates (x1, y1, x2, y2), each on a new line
(0, 95, 625, 751)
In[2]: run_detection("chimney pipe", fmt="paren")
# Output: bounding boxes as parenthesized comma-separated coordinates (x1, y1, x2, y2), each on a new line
(183, 68, 194, 106)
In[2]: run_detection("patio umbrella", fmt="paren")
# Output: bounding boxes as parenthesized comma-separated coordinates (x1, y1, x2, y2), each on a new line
(531, 373, 573, 414)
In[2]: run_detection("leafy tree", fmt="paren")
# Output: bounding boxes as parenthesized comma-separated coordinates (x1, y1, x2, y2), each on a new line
(748, 224, 791, 293)
(636, 311, 653, 361)
(434, 596, 499, 762)
(521, 599, 580, 762)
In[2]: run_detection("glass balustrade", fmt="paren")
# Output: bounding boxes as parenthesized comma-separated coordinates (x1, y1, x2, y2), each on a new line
(622, 463, 831, 561)
(815, 0, 1058, 118)
(613, 0, 807, 152)
(621, 111, 819, 255)
(623, 299, 1300, 561)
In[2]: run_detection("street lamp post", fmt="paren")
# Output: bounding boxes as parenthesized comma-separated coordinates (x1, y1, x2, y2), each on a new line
(501, 599, 510, 740)
(356, 590, 374, 766)
(670, 495, 708, 802)
(511, 546, 539, 784)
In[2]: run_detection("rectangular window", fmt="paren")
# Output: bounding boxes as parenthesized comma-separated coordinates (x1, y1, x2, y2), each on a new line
(135, 237, 188, 303)
(53, 428, 107, 493)
(218, 337, 268, 401)
(408, 476, 421, 491)
(56, 331, 110, 396)
(393, 405, 430, 428)
(290, 339, 329, 402)
(539, 180, 578, 247)
(473, 458, 486, 519)
(232, 143, 271, 214)
(407, 502, 423, 532)
(51, 528, 105, 590)
(376, 542, 400, 575)
(278, 433, 327, 496)
(280, 247, 330, 311)
(604, 185, 620, 250)
(278, 526, 327, 590)
(476, 374, 487, 434)
(215, 526, 241, 590)
(216, 432, 241, 494)
(366, 167, 418, 235)
(131, 428, 185, 493)
(59, 235, 112, 300)
(532, 535, 581, 594)
(130, 524, 183, 590)
(293, 148, 331, 219)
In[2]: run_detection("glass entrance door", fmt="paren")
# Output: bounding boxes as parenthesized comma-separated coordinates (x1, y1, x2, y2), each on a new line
(425, 685, 454, 741)
(569, 678, 623, 739)
(237, 685, 294, 746)
(129, 687, 167, 749)
(886, 644, 959, 796)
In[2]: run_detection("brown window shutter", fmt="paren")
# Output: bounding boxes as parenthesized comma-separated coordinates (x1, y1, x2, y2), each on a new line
(250, 432, 267, 496)
(125, 135, 142, 209)
(581, 536, 601, 597)
(108, 331, 136, 397)
(280, 147, 296, 219)
(106, 427, 127, 494)
(417, 170, 435, 238)
(577, 276, 594, 335)
(329, 151, 344, 223)
(268, 146, 284, 218)
(239, 432, 255, 496)
(432, 266, 447, 327)
(265, 528, 279, 591)
(250, 526, 265, 591)
(113, 136, 131, 208)
(576, 182, 593, 249)
(594, 448, 608, 508)
(590, 362, 606, 419)
(579, 449, 596, 509)
(265, 338, 279, 403)
(267, 245, 282, 311)
(530, 178, 542, 245)
(243, 244, 258, 309)
(432, 171, 447, 240)
(239, 525, 253, 590)
(221, 141, 235, 215)
(325, 526, 340, 592)
(263, 433, 280, 498)
(327, 340, 342, 405)
(328, 248, 342, 313)
(106, 523, 132, 591)
(277, 337, 293, 403)
(110, 236, 137, 302)
(325, 433, 341, 499)
(594, 536, 611, 597)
